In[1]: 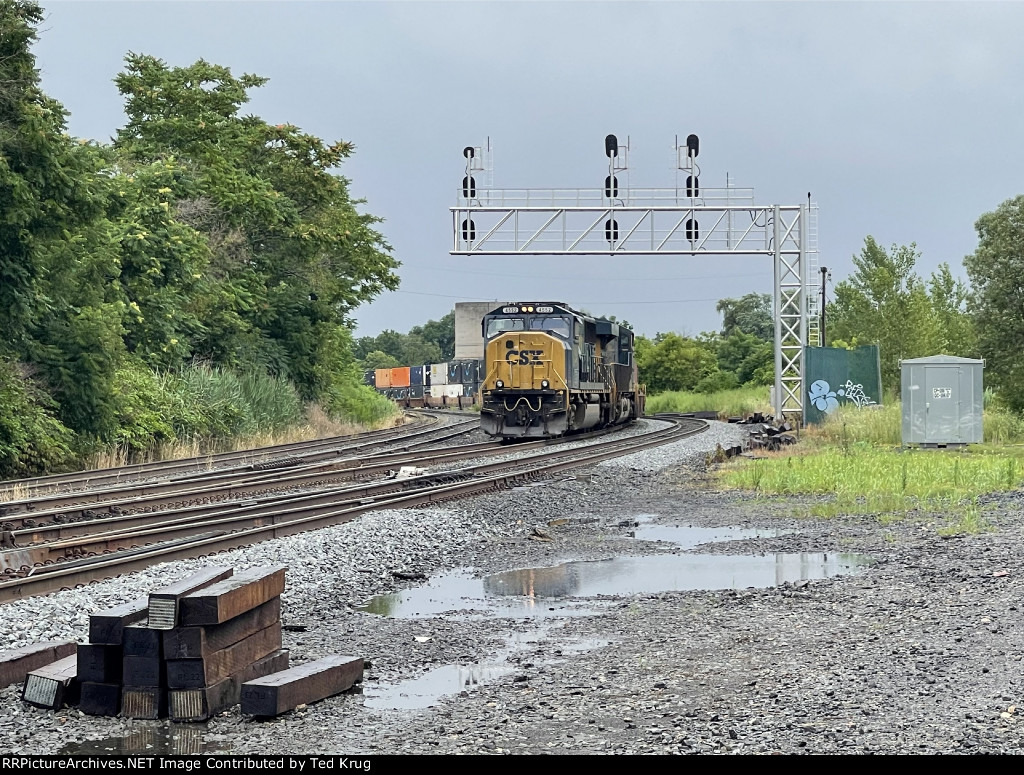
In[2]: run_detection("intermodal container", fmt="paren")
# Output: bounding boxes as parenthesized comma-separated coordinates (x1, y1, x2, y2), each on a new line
(429, 385, 446, 399)
(447, 362, 463, 384)
(411, 366, 424, 385)
(390, 367, 411, 388)
(409, 384, 424, 399)
(443, 384, 464, 399)
(375, 368, 392, 388)
(430, 363, 449, 385)
(363, 369, 376, 387)
(462, 360, 482, 384)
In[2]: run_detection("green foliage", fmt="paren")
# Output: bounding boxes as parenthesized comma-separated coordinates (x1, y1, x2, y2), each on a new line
(716, 293, 773, 340)
(112, 54, 399, 398)
(111, 362, 178, 451)
(0, 2, 95, 350)
(829, 238, 975, 394)
(964, 195, 1024, 411)
(326, 380, 399, 426)
(355, 316, 451, 368)
(829, 238, 934, 393)
(720, 397, 1024, 528)
(112, 362, 304, 453)
(0, 359, 75, 477)
(409, 312, 456, 361)
(713, 329, 774, 386)
(644, 386, 771, 417)
(720, 442, 1012, 523)
(360, 350, 401, 370)
(636, 333, 717, 393)
(813, 403, 902, 446)
(693, 370, 740, 393)
(0, 23, 402, 469)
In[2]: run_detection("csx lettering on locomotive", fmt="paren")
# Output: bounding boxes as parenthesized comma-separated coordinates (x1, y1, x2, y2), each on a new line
(504, 349, 544, 364)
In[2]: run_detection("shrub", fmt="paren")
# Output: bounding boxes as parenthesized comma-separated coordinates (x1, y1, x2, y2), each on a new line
(0, 359, 76, 477)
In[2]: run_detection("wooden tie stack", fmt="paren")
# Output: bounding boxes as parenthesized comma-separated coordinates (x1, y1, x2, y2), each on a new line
(163, 565, 289, 721)
(20, 562, 363, 719)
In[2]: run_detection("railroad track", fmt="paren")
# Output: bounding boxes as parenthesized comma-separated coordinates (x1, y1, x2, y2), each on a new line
(0, 412, 480, 524)
(0, 409, 474, 503)
(0, 415, 707, 602)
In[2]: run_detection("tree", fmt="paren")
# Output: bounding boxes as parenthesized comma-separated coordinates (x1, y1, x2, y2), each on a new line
(828, 237, 936, 393)
(716, 293, 773, 340)
(927, 262, 975, 357)
(637, 333, 717, 393)
(715, 329, 774, 386)
(409, 311, 455, 361)
(0, 3, 128, 438)
(112, 55, 400, 398)
(361, 350, 401, 371)
(964, 196, 1024, 410)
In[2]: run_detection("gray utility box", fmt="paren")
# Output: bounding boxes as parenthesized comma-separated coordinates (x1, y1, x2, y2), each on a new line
(901, 355, 984, 446)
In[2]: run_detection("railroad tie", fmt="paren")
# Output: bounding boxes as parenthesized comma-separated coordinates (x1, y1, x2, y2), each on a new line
(240, 655, 363, 717)
(0, 640, 76, 689)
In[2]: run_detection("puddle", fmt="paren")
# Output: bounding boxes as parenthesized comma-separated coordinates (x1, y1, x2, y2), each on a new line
(364, 663, 515, 709)
(631, 523, 791, 548)
(485, 552, 869, 598)
(60, 724, 227, 755)
(357, 518, 869, 710)
(357, 569, 605, 619)
(363, 625, 607, 710)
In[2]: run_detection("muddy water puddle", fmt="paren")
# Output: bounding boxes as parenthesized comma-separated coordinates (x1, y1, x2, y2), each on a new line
(60, 723, 227, 755)
(360, 525, 866, 619)
(359, 521, 870, 710)
(363, 624, 608, 711)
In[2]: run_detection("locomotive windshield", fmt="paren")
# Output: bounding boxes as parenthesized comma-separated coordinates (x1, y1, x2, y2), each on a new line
(529, 316, 571, 339)
(485, 318, 525, 338)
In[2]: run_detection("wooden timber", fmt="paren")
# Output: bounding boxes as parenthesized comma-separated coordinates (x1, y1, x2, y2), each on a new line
(0, 640, 76, 688)
(165, 622, 281, 690)
(162, 597, 280, 660)
(121, 687, 166, 720)
(79, 681, 121, 716)
(179, 566, 286, 627)
(148, 566, 233, 630)
(122, 624, 162, 658)
(240, 655, 363, 717)
(22, 654, 79, 709)
(122, 655, 163, 688)
(88, 597, 148, 645)
(168, 649, 289, 722)
(76, 644, 122, 684)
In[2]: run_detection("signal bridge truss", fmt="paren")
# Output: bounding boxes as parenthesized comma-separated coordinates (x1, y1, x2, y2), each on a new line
(450, 172, 818, 422)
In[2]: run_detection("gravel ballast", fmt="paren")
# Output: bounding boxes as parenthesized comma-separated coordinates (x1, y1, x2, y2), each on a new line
(1, 419, 1023, 754)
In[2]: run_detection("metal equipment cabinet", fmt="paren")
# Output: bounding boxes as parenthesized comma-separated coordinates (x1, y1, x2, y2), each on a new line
(900, 355, 984, 446)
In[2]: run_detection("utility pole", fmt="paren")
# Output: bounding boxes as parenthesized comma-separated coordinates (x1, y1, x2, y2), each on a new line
(819, 266, 828, 347)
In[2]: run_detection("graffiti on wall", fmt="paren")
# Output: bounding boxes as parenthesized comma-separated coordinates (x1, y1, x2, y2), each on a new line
(808, 379, 877, 414)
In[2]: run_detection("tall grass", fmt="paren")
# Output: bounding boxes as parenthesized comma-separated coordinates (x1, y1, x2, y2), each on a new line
(810, 403, 901, 446)
(810, 401, 1024, 447)
(85, 363, 400, 469)
(718, 398, 1024, 532)
(645, 386, 771, 418)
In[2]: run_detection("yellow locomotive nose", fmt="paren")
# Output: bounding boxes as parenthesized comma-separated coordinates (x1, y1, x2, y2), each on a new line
(492, 333, 555, 391)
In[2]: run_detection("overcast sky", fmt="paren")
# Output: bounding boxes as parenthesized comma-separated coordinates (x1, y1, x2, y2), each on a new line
(34, 1, 1024, 338)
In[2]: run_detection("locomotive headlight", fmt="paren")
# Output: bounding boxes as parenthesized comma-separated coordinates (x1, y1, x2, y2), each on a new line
(541, 380, 550, 389)
(496, 380, 504, 388)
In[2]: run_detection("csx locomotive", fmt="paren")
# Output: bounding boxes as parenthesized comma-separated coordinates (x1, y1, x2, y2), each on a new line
(479, 302, 644, 439)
